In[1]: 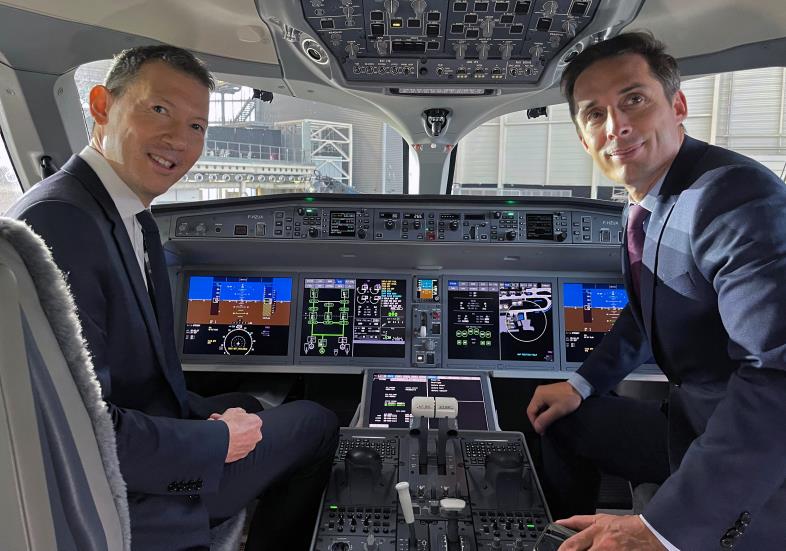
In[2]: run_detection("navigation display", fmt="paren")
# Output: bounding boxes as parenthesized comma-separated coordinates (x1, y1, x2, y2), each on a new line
(367, 373, 489, 430)
(301, 278, 407, 358)
(447, 280, 554, 362)
(563, 282, 628, 363)
(183, 275, 292, 356)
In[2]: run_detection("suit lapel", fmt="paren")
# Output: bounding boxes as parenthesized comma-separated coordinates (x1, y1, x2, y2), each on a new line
(61, 156, 172, 383)
(640, 135, 710, 341)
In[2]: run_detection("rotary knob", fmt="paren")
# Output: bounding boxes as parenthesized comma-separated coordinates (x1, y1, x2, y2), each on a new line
(477, 42, 490, 61)
(375, 39, 389, 56)
(345, 42, 360, 59)
(342, 5, 354, 16)
(563, 19, 578, 38)
(411, 0, 427, 18)
(453, 41, 468, 60)
(505, 230, 517, 241)
(549, 34, 561, 48)
(481, 17, 495, 38)
(384, 0, 399, 17)
(449, 220, 459, 231)
(340, 0, 352, 5)
(385, 219, 396, 230)
(555, 231, 567, 242)
(529, 44, 545, 59)
(308, 227, 320, 238)
(500, 41, 514, 60)
(542, 0, 558, 17)
(358, 228, 367, 239)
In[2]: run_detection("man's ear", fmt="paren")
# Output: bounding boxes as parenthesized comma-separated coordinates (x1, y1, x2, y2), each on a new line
(673, 89, 688, 123)
(89, 85, 112, 126)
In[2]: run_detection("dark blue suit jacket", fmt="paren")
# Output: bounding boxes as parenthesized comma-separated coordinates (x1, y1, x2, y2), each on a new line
(578, 136, 786, 549)
(7, 156, 229, 550)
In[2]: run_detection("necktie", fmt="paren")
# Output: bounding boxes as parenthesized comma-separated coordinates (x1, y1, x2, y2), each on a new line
(135, 210, 187, 407)
(626, 203, 648, 302)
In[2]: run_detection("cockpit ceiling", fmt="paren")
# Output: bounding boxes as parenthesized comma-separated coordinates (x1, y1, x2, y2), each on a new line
(0, 0, 785, 74)
(0, 0, 278, 65)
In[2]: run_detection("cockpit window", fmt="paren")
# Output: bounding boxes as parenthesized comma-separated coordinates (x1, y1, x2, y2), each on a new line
(0, 128, 22, 212)
(74, 61, 405, 203)
(452, 67, 786, 199)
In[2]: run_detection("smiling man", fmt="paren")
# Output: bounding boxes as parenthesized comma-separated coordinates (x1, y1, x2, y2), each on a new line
(526, 32, 786, 550)
(7, 46, 338, 551)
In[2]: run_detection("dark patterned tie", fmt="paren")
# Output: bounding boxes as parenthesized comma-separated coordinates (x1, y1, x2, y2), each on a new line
(626, 203, 649, 302)
(135, 210, 187, 408)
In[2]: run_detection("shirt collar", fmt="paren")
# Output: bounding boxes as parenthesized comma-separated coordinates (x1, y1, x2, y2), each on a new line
(78, 145, 147, 218)
(630, 170, 668, 213)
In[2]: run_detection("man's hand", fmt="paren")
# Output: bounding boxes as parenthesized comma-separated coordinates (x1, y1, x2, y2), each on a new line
(557, 514, 666, 551)
(209, 407, 263, 463)
(526, 381, 582, 435)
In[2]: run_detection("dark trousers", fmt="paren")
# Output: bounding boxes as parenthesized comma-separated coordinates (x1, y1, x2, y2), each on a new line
(203, 399, 339, 551)
(540, 395, 670, 520)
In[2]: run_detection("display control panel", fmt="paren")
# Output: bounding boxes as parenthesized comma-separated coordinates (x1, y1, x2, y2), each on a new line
(172, 204, 621, 245)
(298, 0, 602, 84)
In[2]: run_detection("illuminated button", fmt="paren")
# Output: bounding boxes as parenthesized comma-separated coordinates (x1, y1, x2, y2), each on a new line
(391, 18, 403, 27)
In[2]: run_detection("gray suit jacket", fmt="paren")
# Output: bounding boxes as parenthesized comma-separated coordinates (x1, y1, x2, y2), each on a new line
(578, 136, 786, 550)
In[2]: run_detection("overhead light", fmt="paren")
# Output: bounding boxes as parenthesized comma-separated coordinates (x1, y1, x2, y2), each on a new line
(389, 87, 497, 96)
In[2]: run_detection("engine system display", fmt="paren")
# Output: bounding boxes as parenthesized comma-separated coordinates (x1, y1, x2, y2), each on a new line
(301, 278, 407, 358)
(183, 275, 292, 356)
(447, 279, 554, 362)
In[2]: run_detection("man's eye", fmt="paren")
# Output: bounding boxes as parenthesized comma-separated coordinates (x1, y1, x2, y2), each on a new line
(153, 105, 167, 114)
(192, 123, 205, 132)
(628, 94, 644, 105)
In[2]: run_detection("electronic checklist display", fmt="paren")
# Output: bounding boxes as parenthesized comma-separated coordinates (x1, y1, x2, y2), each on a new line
(446, 279, 556, 366)
(299, 277, 407, 359)
(361, 370, 495, 430)
(182, 275, 293, 357)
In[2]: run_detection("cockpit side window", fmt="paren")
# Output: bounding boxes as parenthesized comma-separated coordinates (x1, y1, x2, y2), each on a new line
(74, 61, 407, 203)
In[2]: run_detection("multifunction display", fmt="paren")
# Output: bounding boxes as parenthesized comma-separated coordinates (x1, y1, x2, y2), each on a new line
(447, 280, 554, 362)
(183, 275, 292, 356)
(301, 278, 407, 358)
(563, 282, 628, 363)
(416, 278, 440, 302)
(367, 373, 488, 430)
(329, 210, 357, 237)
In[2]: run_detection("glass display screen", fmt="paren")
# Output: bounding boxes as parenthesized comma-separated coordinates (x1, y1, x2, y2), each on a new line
(183, 275, 292, 356)
(447, 280, 554, 362)
(563, 282, 628, 363)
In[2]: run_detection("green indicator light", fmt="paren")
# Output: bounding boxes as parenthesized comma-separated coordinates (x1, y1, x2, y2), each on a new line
(527, 523, 535, 529)
(505, 200, 517, 205)
(305, 197, 315, 202)
(329, 505, 338, 510)
(505, 211, 515, 216)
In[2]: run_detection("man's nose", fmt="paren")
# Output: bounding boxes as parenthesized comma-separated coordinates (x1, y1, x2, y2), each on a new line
(162, 122, 188, 151)
(606, 108, 632, 140)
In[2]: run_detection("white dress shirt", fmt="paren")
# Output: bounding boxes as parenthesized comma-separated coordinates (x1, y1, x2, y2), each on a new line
(78, 146, 149, 287)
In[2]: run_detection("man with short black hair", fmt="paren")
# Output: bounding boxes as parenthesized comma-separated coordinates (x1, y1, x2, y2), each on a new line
(527, 32, 786, 550)
(8, 45, 339, 551)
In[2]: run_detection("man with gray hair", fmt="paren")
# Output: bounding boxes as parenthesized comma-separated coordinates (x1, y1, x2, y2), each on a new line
(8, 45, 339, 551)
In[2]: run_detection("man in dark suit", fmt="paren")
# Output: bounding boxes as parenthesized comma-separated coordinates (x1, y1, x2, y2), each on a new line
(7, 45, 339, 551)
(526, 32, 786, 550)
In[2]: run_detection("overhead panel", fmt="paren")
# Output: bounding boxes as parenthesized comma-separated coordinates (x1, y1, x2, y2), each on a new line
(299, 0, 599, 84)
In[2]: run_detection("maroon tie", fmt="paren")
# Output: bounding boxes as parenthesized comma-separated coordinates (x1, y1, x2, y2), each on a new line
(626, 204, 648, 301)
